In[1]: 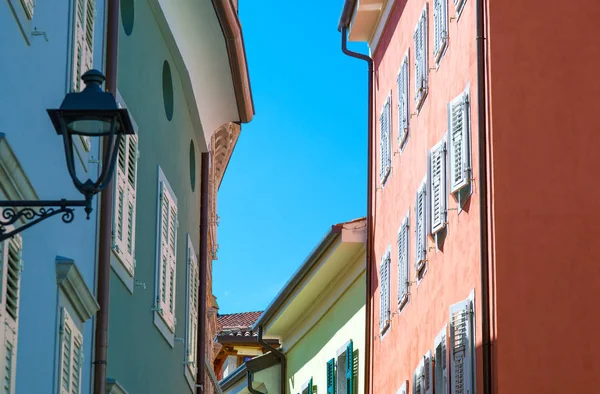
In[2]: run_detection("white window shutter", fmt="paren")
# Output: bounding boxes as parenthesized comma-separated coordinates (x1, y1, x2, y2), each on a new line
(397, 213, 409, 306)
(430, 140, 447, 234)
(414, 5, 428, 108)
(83, 0, 95, 74)
(433, 0, 448, 62)
(20, 0, 35, 19)
(379, 250, 390, 332)
(112, 135, 138, 276)
(448, 92, 470, 193)
(397, 53, 409, 149)
(158, 182, 177, 332)
(72, 0, 86, 92)
(413, 360, 425, 394)
(434, 327, 448, 394)
(59, 308, 83, 394)
(186, 243, 199, 378)
(450, 299, 473, 394)
(424, 351, 433, 394)
(415, 180, 427, 273)
(380, 96, 392, 183)
(454, 0, 467, 17)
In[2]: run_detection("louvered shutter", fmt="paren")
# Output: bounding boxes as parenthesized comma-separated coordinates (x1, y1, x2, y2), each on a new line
(454, 0, 466, 16)
(413, 362, 424, 394)
(308, 378, 314, 394)
(0, 233, 19, 394)
(158, 182, 177, 331)
(327, 358, 335, 394)
(379, 251, 391, 332)
(83, 0, 95, 74)
(71, 0, 86, 92)
(380, 96, 392, 182)
(20, 0, 34, 19)
(3, 338, 14, 394)
(112, 134, 138, 276)
(397, 54, 409, 149)
(450, 300, 473, 394)
(346, 341, 354, 394)
(424, 351, 433, 394)
(414, 5, 428, 108)
(397, 214, 409, 306)
(415, 181, 427, 273)
(59, 308, 83, 394)
(435, 328, 448, 394)
(186, 244, 199, 377)
(448, 92, 470, 193)
(433, 0, 448, 62)
(430, 140, 447, 234)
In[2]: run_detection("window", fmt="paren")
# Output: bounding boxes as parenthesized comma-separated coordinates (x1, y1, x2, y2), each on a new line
(58, 308, 83, 394)
(414, 178, 427, 279)
(397, 52, 409, 150)
(434, 327, 448, 394)
(154, 170, 178, 339)
(413, 352, 433, 394)
(450, 297, 474, 394)
(448, 90, 471, 195)
(19, 0, 34, 19)
(112, 133, 138, 277)
(397, 212, 409, 309)
(454, 0, 467, 18)
(185, 236, 199, 382)
(433, 0, 448, 63)
(414, 4, 428, 109)
(379, 248, 391, 334)
(396, 381, 408, 394)
(331, 341, 354, 394)
(379, 95, 392, 183)
(429, 139, 447, 235)
(0, 235, 21, 394)
(301, 378, 314, 394)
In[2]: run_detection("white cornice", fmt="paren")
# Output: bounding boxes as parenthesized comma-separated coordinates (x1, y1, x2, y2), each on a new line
(0, 133, 38, 204)
(282, 249, 366, 352)
(55, 257, 100, 322)
(106, 379, 129, 394)
(369, 0, 396, 56)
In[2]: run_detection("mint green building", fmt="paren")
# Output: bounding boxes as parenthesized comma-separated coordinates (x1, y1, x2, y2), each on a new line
(105, 1, 253, 393)
(221, 218, 366, 394)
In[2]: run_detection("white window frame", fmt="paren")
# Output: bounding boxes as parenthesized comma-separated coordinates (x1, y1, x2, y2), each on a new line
(424, 350, 433, 394)
(414, 4, 428, 110)
(397, 51, 410, 151)
(415, 178, 427, 279)
(397, 212, 409, 310)
(454, 0, 467, 19)
(449, 292, 475, 394)
(396, 380, 408, 394)
(433, 0, 449, 64)
(413, 357, 425, 394)
(57, 307, 84, 394)
(380, 94, 392, 184)
(434, 326, 449, 394)
(153, 167, 179, 346)
(335, 340, 352, 394)
(6, 0, 35, 45)
(379, 247, 391, 335)
(184, 235, 199, 390)
(429, 138, 447, 235)
(448, 87, 471, 197)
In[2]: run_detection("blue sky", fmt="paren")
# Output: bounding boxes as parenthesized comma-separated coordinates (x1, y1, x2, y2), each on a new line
(212, 1, 369, 314)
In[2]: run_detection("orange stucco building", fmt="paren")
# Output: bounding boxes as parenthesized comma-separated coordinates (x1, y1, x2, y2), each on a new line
(338, 0, 600, 393)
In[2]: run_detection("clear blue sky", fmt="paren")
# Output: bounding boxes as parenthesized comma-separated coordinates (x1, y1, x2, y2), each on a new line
(213, 1, 369, 314)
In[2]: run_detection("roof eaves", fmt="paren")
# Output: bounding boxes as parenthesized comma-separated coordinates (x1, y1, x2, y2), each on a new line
(337, 0, 358, 31)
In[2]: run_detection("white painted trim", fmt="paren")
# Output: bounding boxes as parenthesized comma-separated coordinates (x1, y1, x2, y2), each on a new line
(368, 0, 396, 56)
(0, 133, 38, 205)
(106, 379, 129, 394)
(281, 249, 366, 352)
(55, 257, 100, 322)
(396, 380, 408, 394)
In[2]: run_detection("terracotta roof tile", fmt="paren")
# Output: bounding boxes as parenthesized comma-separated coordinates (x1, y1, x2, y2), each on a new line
(217, 311, 263, 337)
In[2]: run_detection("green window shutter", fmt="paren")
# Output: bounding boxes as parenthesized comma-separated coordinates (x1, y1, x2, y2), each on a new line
(346, 341, 354, 394)
(308, 378, 314, 394)
(327, 358, 335, 394)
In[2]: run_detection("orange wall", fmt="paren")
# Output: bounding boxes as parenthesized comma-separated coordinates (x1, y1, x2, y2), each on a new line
(370, 0, 483, 393)
(487, 0, 600, 392)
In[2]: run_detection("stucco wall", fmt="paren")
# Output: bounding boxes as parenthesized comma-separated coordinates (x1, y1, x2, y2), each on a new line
(369, 0, 482, 393)
(106, 1, 203, 393)
(0, 1, 106, 392)
(487, 0, 600, 392)
(286, 271, 366, 394)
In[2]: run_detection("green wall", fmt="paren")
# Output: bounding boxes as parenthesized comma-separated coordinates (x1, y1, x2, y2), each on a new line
(106, 1, 204, 393)
(286, 271, 366, 394)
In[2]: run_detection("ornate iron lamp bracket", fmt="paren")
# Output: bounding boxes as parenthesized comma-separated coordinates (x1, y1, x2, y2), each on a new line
(0, 198, 91, 242)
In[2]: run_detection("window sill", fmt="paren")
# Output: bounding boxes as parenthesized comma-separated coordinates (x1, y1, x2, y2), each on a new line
(153, 311, 175, 348)
(110, 253, 134, 294)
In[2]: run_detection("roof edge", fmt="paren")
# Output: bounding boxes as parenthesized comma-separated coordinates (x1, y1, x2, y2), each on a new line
(337, 0, 358, 31)
(212, 0, 255, 123)
(219, 363, 247, 390)
(251, 224, 344, 332)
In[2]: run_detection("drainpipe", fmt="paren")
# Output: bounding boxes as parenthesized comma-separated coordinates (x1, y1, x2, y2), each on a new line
(93, 0, 119, 393)
(246, 371, 265, 394)
(257, 326, 285, 394)
(476, 0, 492, 393)
(196, 152, 209, 394)
(339, 20, 374, 394)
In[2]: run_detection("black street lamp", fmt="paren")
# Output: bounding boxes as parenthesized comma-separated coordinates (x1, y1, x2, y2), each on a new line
(0, 70, 134, 242)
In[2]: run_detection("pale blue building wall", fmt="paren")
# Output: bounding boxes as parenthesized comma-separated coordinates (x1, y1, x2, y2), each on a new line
(0, 1, 106, 393)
